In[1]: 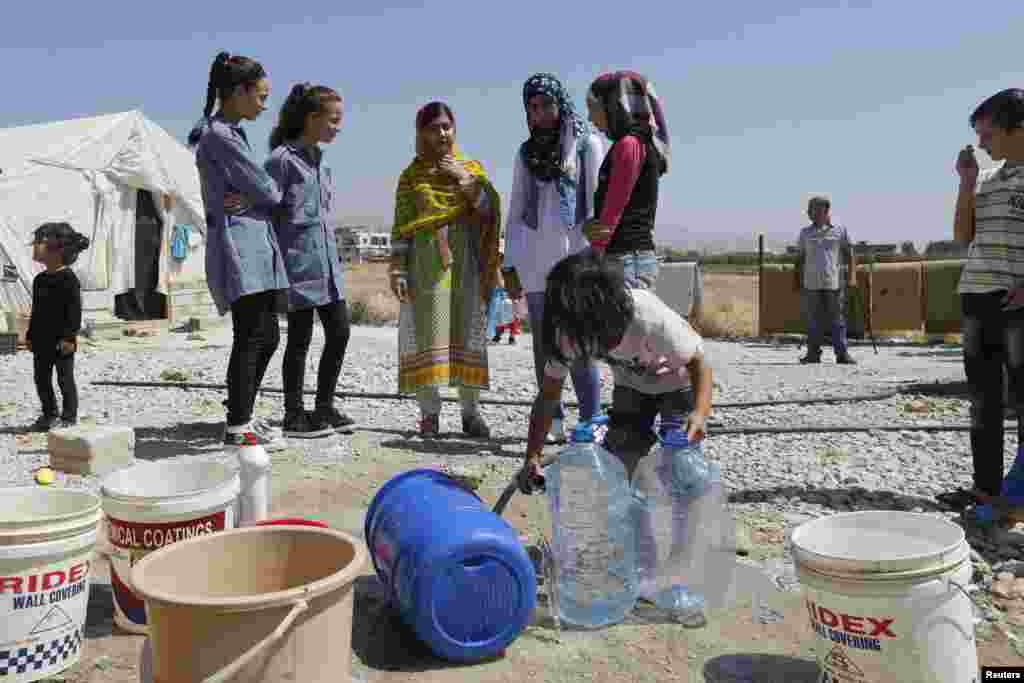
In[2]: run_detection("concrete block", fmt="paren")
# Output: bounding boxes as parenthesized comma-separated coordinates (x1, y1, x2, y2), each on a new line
(47, 424, 135, 477)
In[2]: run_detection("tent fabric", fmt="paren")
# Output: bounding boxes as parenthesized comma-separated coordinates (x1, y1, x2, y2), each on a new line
(0, 110, 207, 314)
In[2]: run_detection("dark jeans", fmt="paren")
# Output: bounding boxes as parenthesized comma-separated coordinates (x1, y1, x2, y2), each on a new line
(801, 288, 848, 356)
(34, 350, 77, 420)
(282, 301, 351, 413)
(525, 292, 600, 421)
(962, 291, 1024, 496)
(226, 291, 283, 427)
(603, 384, 695, 481)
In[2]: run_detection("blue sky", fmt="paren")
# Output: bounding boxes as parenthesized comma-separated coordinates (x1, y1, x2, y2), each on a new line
(3, 1, 1022, 249)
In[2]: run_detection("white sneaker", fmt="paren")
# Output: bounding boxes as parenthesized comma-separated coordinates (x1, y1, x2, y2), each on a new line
(222, 419, 287, 452)
(546, 418, 566, 445)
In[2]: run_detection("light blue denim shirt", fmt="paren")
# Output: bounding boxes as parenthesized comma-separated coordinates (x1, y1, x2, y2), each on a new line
(265, 141, 344, 311)
(194, 115, 289, 315)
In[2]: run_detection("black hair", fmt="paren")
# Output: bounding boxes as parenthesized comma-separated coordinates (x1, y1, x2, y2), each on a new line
(269, 83, 343, 151)
(33, 222, 90, 266)
(416, 101, 455, 130)
(187, 51, 267, 146)
(542, 251, 635, 366)
(970, 88, 1024, 131)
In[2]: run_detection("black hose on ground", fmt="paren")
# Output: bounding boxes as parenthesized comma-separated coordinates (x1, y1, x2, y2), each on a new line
(88, 381, 998, 516)
(90, 379, 1011, 435)
(90, 380, 907, 410)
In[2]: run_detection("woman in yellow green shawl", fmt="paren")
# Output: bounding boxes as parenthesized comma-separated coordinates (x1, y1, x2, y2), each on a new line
(390, 101, 502, 438)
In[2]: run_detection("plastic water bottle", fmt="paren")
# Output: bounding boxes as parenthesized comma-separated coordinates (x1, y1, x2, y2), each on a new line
(546, 415, 637, 628)
(237, 437, 270, 526)
(632, 421, 718, 627)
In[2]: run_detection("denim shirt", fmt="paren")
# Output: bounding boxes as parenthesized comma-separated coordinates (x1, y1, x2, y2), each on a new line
(194, 115, 289, 314)
(266, 142, 345, 310)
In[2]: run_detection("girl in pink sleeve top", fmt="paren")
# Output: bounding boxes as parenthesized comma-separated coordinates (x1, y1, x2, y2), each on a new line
(583, 72, 671, 274)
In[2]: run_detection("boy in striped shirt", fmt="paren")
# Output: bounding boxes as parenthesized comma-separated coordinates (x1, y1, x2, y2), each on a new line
(947, 88, 1024, 511)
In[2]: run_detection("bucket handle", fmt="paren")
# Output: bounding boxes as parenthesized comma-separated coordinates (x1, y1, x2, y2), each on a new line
(201, 599, 309, 683)
(947, 578, 985, 612)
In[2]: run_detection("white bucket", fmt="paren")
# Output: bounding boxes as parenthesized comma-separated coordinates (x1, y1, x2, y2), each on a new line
(100, 461, 239, 635)
(791, 511, 979, 683)
(0, 488, 102, 683)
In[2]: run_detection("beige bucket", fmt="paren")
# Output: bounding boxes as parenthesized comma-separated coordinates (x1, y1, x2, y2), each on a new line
(130, 524, 367, 683)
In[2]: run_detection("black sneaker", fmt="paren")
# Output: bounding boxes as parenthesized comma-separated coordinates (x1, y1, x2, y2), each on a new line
(282, 411, 334, 439)
(58, 418, 78, 429)
(799, 354, 821, 364)
(836, 353, 857, 365)
(30, 415, 60, 432)
(491, 334, 502, 343)
(312, 405, 356, 432)
(508, 337, 516, 345)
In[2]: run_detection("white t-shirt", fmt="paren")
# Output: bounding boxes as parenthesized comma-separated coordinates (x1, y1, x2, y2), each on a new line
(544, 289, 705, 394)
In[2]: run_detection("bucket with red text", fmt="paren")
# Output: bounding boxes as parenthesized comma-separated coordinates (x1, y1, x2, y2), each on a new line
(792, 511, 979, 683)
(0, 488, 102, 683)
(100, 461, 239, 634)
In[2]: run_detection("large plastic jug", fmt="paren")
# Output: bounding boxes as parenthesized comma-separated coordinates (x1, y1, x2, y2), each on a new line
(546, 415, 637, 628)
(365, 469, 535, 662)
(631, 421, 736, 625)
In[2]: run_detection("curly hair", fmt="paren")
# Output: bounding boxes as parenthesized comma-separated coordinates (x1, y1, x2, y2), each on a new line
(542, 251, 635, 366)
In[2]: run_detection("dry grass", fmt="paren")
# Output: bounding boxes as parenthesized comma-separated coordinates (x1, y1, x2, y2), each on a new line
(693, 271, 757, 338)
(346, 262, 399, 324)
(346, 263, 760, 337)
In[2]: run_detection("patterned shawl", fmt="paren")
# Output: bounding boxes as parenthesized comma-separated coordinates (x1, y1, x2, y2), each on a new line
(588, 71, 671, 175)
(520, 73, 588, 181)
(392, 143, 502, 294)
(519, 73, 591, 228)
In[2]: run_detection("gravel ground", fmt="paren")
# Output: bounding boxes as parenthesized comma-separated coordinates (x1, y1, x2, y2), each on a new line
(2, 323, 1023, 612)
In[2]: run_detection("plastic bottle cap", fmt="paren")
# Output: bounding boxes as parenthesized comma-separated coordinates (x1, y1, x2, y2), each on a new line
(572, 424, 594, 443)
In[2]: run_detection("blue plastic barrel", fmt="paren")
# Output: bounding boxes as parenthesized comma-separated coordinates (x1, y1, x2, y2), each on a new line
(364, 469, 536, 662)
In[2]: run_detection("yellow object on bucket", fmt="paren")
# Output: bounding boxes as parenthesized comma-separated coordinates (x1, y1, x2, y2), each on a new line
(35, 467, 56, 485)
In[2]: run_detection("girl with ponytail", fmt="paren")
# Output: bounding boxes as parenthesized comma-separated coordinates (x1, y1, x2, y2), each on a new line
(261, 83, 354, 438)
(190, 51, 289, 451)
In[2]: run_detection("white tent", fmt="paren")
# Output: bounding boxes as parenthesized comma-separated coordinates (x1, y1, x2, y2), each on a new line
(0, 110, 207, 318)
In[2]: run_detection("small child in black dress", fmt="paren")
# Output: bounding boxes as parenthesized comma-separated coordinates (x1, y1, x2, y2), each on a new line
(25, 222, 90, 431)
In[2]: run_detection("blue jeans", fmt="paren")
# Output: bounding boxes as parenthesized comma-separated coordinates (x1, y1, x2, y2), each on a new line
(606, 249, 659, 290)
(526, 292, 601, 420)
(801, 288, 848, 356)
